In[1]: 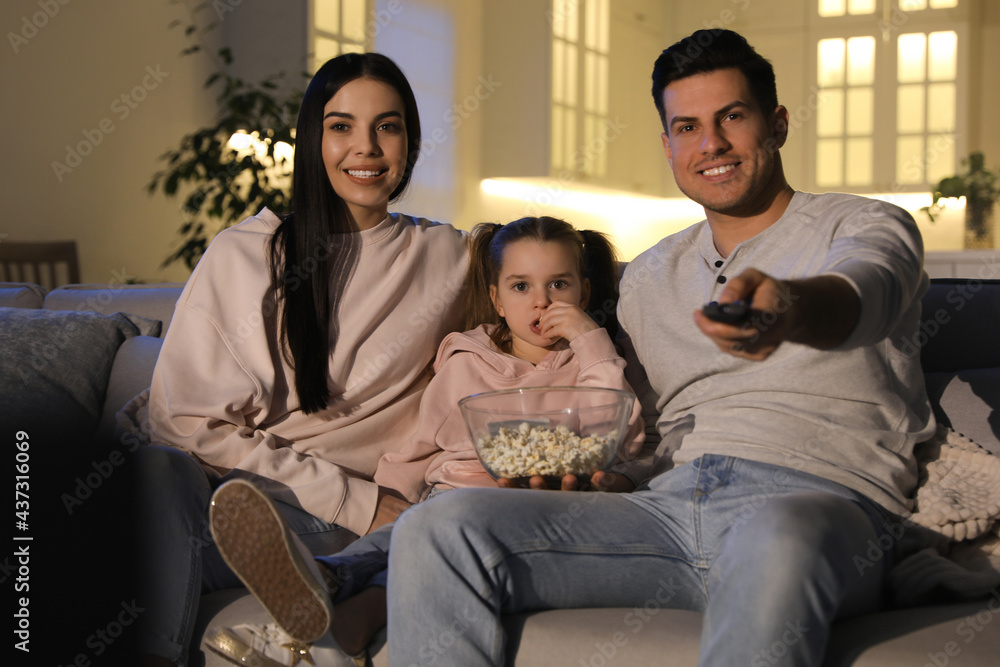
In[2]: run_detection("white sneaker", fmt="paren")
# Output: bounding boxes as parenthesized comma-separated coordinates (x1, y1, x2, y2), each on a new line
(204, 622, 364, 667)
(210, 479, 334, 643)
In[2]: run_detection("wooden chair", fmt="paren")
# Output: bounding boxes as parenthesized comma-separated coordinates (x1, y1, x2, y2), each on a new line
(0, 240, 81, 290)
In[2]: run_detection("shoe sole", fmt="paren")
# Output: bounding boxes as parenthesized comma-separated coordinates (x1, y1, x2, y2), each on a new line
(210, 479, 332, 643)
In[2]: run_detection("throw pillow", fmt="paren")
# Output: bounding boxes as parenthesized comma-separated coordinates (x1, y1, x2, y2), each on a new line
(0, 307, 161, 435)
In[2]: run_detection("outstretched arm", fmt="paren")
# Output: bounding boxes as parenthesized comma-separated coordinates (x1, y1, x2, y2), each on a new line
(693, 268, 860, 360)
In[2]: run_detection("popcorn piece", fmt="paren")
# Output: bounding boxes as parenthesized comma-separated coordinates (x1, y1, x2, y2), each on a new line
(477, 422, 617, 478)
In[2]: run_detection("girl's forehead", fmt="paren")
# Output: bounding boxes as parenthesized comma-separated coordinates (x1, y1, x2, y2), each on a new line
(498, 239, 581, 271)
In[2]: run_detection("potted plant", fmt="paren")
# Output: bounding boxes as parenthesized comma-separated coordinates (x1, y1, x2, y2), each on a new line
(148, 7, 306, 271)
(921, 151, 999, 250)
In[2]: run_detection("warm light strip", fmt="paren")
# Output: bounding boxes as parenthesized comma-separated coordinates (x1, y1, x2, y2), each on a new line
(479, 178, 704, 221)
(482, 178, 937, 217)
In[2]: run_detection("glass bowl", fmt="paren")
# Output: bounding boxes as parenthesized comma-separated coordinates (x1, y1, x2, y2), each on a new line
(459, 386, 633, 481)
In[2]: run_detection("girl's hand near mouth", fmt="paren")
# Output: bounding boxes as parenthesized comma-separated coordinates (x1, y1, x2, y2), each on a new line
(537, 301, 599, 343)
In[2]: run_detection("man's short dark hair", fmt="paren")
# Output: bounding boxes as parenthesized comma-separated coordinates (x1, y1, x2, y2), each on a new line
(652, 29, 778, 131)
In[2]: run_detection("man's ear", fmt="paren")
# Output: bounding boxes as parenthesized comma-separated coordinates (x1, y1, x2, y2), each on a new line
(771, 105, 790, 150)
(489, 284, 504, 317)
(580, 277, 591, 310)
(661, 131, 672, 168)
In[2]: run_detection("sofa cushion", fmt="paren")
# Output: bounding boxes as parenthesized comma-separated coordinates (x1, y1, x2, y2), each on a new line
(0, 307, 161, 435)
(97, 335, 165, 441)
(43, 283, 185, 336)
(0, 282, 46, 308)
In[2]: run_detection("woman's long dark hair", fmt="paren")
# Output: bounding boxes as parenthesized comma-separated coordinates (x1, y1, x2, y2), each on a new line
(269, 53, 422, 414)
(466, 216, 621, 354)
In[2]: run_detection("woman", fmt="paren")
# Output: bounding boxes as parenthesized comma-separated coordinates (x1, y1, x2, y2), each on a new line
(137, 52, 469, 666)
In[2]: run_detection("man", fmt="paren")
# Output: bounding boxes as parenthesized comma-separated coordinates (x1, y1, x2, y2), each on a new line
(386, 28, 935, 665)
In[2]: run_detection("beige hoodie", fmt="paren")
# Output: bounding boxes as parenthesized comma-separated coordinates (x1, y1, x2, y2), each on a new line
(149, 208, 469, 535)
(374, 324, 645, 502)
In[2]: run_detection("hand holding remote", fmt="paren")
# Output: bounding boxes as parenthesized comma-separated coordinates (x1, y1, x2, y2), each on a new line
(702, 300, 751, 325)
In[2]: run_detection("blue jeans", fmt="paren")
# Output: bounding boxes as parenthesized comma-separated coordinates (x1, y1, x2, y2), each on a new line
(386, 455, 903, 666)
(135, 445, 357, 665)
(316, 522, 394, 597)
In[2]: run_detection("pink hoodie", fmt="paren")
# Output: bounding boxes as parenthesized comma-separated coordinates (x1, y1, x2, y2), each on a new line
(374, 324, 645, 502)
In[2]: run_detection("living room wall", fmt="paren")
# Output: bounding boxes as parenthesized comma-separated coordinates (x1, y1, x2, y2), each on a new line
(2, 0, 227, 284)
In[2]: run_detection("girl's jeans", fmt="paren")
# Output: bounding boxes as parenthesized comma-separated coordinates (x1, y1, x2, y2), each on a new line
(386, 455, 904, 667)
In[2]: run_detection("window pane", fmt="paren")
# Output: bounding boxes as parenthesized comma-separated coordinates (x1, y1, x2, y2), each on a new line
(599, 0, 609, 53)
(315, 1, 340, 34)
(566, 0, 578, 42)
(896, 136, 925, 184)
(566, 44, 577, 105)
(565, 108, 577, 166)
(342, 0, 366, 42)
(930, 0, 958, 8)
(926, 134, 956, 183)
(817, 89, 845, 137)
(819, 0, 846, 17)
(597, 55, 608, 115)
(341, 41, 364, 55)
(583, 114, 595, 172)
(928, 31, 957, 81)
(847, 36, 875, 85)
(552, 40, 565, 104)
(900, 0, 927, 9)
(584, 51, 597, 112)
(846, 87, 873, 135)
(927, 82, 956, 132)
(584, 0, 609, 52)
(585, 0, 599, 50)
(845, 138, 873, 185)
(848, 0, 875, 14)
(817, 139, 843, 186)
(552, 107, 564, 170)
(897, 84, 926, 133)
(552, 0, 570, 39)
(898, 33, 927, 83)
(818, 39, 846, 87)
(314, 36, 340, 69)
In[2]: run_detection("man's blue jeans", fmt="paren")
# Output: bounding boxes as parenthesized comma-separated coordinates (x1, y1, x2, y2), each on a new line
(386, 455, 902, 666)
(135, 445, 356, 665)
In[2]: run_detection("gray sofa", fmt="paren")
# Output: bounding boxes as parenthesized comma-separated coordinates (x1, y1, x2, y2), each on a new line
(1, 278, 997, 665)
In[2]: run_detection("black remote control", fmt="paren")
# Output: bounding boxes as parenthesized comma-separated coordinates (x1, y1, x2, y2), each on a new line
(702, 301, 751, 324)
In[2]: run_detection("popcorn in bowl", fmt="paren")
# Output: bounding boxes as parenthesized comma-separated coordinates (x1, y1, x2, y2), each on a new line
(475, 422, 619, 478)
(459, 387, 634, 481)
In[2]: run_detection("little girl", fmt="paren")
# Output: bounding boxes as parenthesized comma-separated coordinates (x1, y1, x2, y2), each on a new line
(205, 216, 645, 666)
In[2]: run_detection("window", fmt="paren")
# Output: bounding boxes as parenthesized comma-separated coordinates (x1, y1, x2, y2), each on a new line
(551, 0, 609, 178)
(311, 0, 370, 72)
(894, 30, 957, 185)
(811, 0, 964, 192)
(816, 36, 876, 187)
